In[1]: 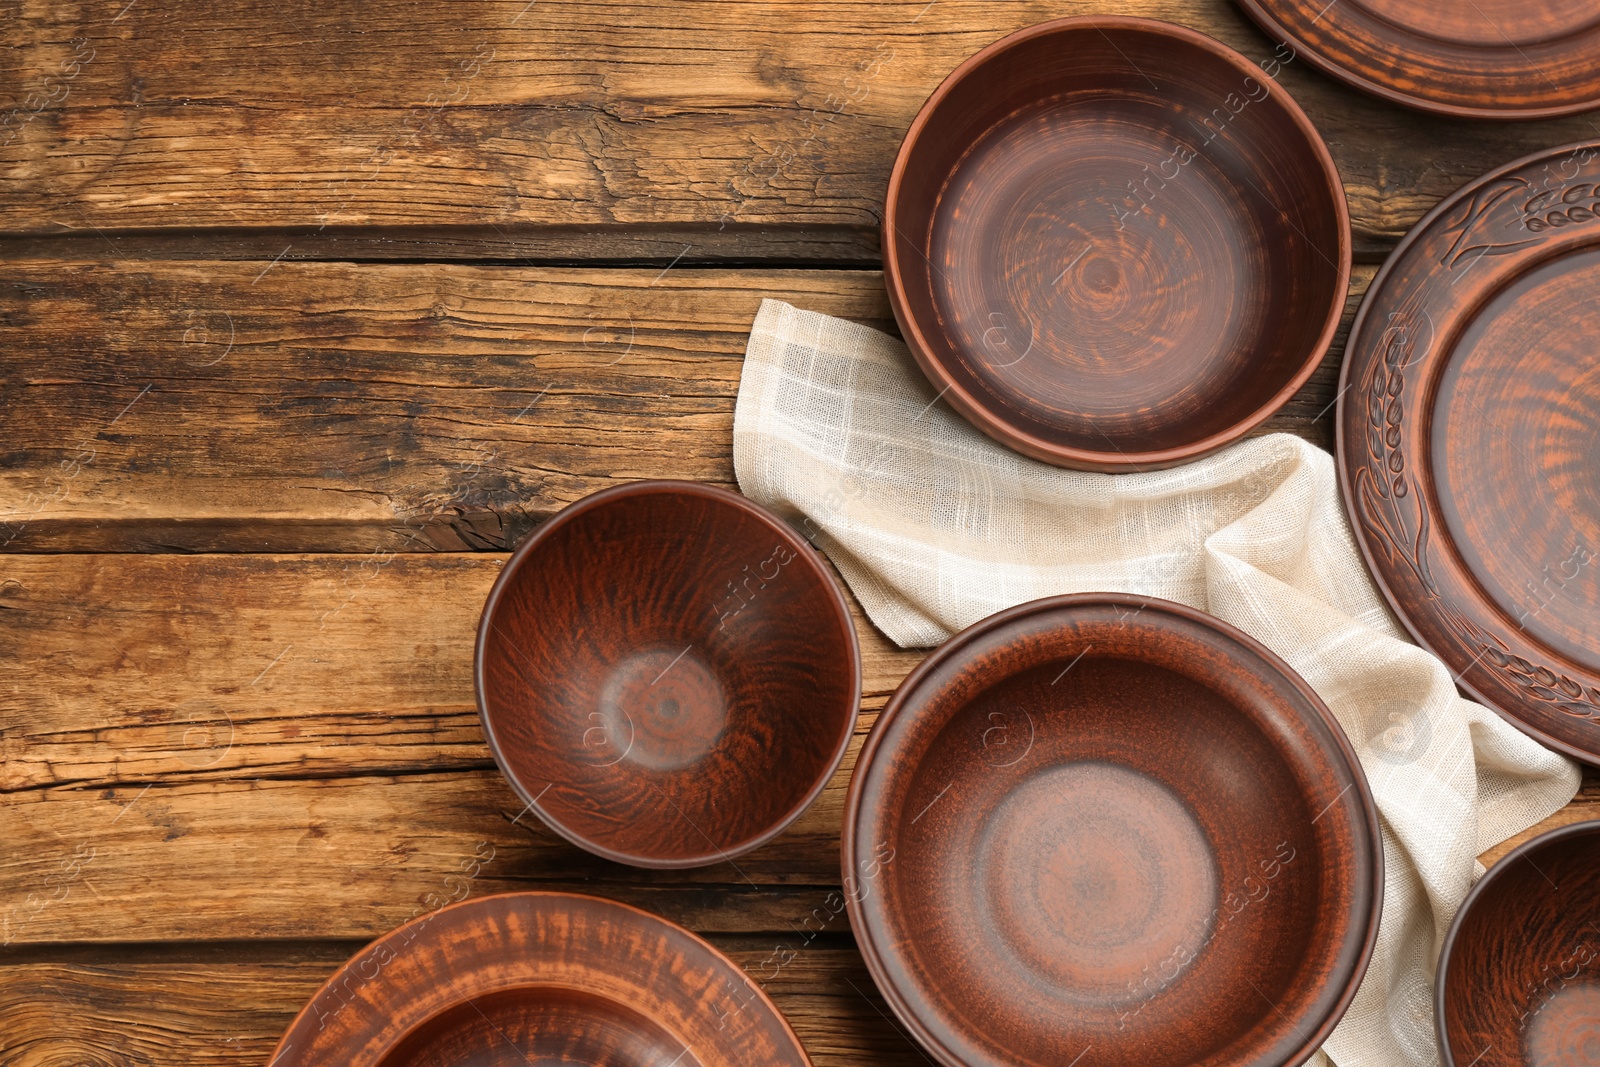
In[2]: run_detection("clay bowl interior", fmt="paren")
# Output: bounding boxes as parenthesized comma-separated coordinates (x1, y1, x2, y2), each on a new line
(1438, 821, 1600, 1066)
(884, 17, 1349, 470)
(476, 481, 860, 868)
(379, 987, 695, 1066)
(846, 595, 1380, 1067)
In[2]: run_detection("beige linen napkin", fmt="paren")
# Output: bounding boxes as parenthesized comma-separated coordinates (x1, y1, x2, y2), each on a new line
(733, 299, 1581, 1067)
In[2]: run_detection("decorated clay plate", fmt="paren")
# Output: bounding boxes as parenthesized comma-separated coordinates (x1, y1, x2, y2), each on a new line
(269, 892, 811, 1065)
(1338, 141, 1600, 764)
(1236, 0, 1600, 119)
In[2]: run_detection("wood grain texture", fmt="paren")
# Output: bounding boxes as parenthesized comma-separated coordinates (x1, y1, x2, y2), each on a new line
(846, 595, 1378, 1067)
(884, 16, 1348, 471)
(2, 0, 1597, 258)
(0, 261, 1370, 553)
(0, 940, 927, 1067)
(0, 548, 911, 946)
(0, 552, 920, 793)
(2, 3, 1593, 1062)
(0, 769, 862, 944)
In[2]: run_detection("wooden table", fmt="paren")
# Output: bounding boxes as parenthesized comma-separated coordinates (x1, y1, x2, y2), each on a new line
(2, 1, 1596, 1062)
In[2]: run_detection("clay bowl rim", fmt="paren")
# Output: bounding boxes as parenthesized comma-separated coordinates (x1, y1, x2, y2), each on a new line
(266, 889, 814, 1066)
(474, 479, 863, 870)
(1434, 818, 1600, 1066)
(1335, 137, 1600, 768)
(882, 14, 1352, 472)
(1233, 0, 1600, 122)
(843, 592, 1384, 1067)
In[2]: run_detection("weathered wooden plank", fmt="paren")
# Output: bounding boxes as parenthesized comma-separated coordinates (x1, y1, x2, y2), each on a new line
(0, 940, 925, 1067)
(5, 775, 1592, 1065)
(0, 769, 866, 943)
(8, 758, 1583, 946)
(0, 552, 921, 792)
(0, 548, 922, 944)
(0, 263, 889, 552)
(2, 545, 1584, 945)
(0, 225, 883, 266)
(1, 0, 1585, 258)
(0, 261, 1371, 553)
(1, 770, 1585, 941)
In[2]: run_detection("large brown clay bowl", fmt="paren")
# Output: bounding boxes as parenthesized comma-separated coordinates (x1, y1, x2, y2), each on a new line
(1438, 821, 1600, 1066)
(476, 481, 860, 868)
(269, 891, 812, 1065)
(845, 594, 1381, 1067)
(883, 16, 1349, 472)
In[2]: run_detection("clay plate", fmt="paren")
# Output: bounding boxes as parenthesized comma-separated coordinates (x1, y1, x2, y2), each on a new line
(1236, 0, 1600, 119)
(1437, 820, 1600, 1066)
(845, 594, 1381, 1067)
(268, 891, 812, 1066)
(883, 16, 1349, 472)
(1337, 141, 1600, 765)
(476, 480, 860, 868)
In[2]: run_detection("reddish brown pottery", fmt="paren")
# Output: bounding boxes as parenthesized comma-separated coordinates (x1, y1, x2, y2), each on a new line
(883, 16, 1349, 472)
(1237, 0, 1600, 120)
(845, 594, 1381, 1067)
(269, 891, 813, 1066)
(1337, 141, 1600, 766)
(1438, 820, 1600, 1066)
(475, 480, 860, 868)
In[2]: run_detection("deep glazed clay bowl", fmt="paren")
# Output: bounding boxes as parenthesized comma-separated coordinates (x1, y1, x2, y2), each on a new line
(269, 892, 812, 1066)
(883, 16, 1350, 471)
(1438, 821, 1600, 1066)
(845, 595, 1381, 1067)
(476, 481, 860, 868)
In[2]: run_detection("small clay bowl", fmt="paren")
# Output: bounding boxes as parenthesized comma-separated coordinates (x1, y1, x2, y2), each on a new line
(476, 481, 859, 868)
(269, 892, 812, 1066)
(883, 16, 1350, 471)
(1438, 820, 1600, 1066)
(845, 594, 1381, 1067)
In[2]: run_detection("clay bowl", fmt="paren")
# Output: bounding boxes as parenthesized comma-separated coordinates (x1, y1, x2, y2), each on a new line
(269, 892, 812, 1066)
(883, 16, 1350, 472)
(1438, 821, 1600, 1066)
(476, 480, 860, 868)
(845, 594, 1381, 1067)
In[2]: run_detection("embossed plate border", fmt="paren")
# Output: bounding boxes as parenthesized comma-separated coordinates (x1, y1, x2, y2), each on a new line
(1337, 140, 1600, 764)
(1235, 0, 1600, 120)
